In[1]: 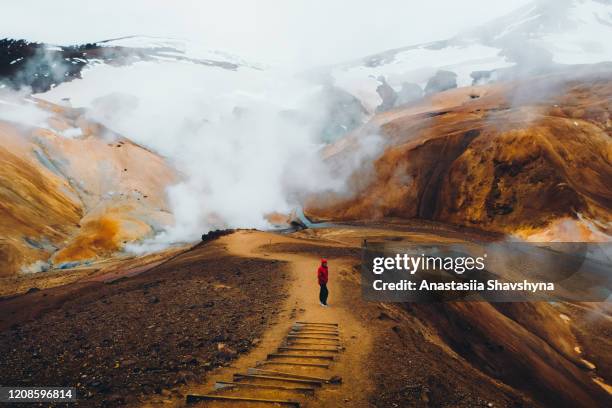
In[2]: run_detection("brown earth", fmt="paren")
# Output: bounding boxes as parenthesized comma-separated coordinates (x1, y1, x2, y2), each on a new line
(0, 237, 289, 407)
(0, 229, 610, 407)
(306, 65, 612, 240)
(287, 227, 612, 407)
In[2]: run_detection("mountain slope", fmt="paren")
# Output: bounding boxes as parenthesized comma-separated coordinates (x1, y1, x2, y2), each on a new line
(329, 0, 612, 113)
(307, 65, 612, 240)
(0, 97, 176, 276)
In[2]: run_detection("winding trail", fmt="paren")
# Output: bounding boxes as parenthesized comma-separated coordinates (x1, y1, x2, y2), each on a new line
(178, 230, 374, 407)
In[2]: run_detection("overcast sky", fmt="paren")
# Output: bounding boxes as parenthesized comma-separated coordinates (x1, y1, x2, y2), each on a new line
(1, 0, 531, 67)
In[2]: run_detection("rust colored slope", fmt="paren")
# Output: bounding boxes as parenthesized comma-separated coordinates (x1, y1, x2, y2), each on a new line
(0, 98, 176, 275)
(414, 301, 612, 408)
(0, 145, 82, 276)
(307, 72, 612, 236)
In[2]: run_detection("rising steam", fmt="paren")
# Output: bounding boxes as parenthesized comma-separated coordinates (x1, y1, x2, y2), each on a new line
(37, 59, 381, 250)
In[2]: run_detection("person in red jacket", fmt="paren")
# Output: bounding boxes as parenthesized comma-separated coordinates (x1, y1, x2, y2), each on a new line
(318, 258, 329, 307)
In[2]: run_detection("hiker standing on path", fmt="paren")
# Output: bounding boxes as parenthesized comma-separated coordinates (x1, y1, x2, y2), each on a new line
(318, 258, 329, 307)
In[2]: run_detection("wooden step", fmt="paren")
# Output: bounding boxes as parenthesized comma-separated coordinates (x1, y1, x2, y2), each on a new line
(268, 353, 335, 360)
(286, 341, 344, 348)
(278, 347, 339, 353)
(256, 360, 330, 369)
(293, 327, 338, 331)
(292, 325, 338, 332)
(292, 324, 338, 330)
(186, 394, 300, 406)
(233, 373, 322, 386)
(248, 368, 342, 384)
(292, 328, 339, 332)
(287, 335, 341, 341)
(214, 381, 314, 394)
(295, 321, 338, 326)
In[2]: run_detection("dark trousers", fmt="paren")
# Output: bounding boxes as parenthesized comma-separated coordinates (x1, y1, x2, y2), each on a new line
(319, 283, 329, 305)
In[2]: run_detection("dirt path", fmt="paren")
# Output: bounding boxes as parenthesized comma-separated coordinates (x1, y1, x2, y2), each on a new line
(158, 230, 374, 407)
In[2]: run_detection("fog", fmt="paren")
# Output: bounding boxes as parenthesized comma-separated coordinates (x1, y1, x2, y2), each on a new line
(0, 89, 50, 126)
(1, 0, 530, 68)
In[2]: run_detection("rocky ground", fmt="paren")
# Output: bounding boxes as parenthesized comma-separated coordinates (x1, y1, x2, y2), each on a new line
(0, 240, 289, 407)
(367, 306, 538, 408)
(1, 228, 610, 408)
(267, 227, 612, 408)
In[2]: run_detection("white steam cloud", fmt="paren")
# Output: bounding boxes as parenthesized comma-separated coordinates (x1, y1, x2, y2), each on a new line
(0, 89, 50, 126)
(39, 59, 381, 249)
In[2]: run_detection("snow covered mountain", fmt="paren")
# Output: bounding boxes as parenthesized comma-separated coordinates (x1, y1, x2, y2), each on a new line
(0, 36, 261, 94)
(329, 0, 612, 113)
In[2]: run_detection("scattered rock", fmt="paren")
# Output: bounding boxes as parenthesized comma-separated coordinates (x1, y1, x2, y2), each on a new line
(377, 311, 398, 321)
(329, 375, 343, 384)
(216, 343, 237, 359)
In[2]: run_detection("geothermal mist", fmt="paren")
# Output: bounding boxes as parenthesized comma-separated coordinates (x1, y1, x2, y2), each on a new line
(39, 60, 382, 250)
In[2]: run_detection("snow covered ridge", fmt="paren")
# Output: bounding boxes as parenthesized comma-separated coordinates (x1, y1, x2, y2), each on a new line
(329, 0, 612, 113)
(0, 36, 260, 93)
(97, 36, 264, 70)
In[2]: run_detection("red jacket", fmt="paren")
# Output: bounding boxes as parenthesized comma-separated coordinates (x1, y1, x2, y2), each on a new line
(317, 265, 328, 285)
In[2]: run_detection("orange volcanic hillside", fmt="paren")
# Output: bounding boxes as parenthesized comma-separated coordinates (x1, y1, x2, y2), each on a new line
(0, 100, 176, 276)
(307, 64, 612, 240)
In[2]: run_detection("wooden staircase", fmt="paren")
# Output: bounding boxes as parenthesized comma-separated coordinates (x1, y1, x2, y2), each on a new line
(186, 322, 342, 407)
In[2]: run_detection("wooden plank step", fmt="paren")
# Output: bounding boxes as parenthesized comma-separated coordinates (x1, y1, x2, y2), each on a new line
(248, 368, 342, 384)
(292, 325, 338, 331)
(295, 321, 338, 326)
(289, 332, 339, 337)
(233, 373, 322, 386)
(268, 353, 334, 360)
(287, 335, 341, 341)
(214, 381, 314, 394)
(291, 328, 339, 332)
(278, 347, 339, 353)
(286, 341, 343, 347)
(256, 360, 330, 369)
(186, 394, 300, 406)
(294, 325, 337, 329)
(292, 324, 338, 329)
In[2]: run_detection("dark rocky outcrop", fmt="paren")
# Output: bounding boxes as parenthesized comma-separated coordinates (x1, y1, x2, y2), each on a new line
(320, 86, 368, 141)
(424, 70, 458, 95)
(375, 76, 398, 113)
(394, 82, 423, 106)
(0, 38, 91, 93)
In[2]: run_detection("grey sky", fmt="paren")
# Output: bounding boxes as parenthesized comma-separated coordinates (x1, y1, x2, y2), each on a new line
(1, 0, 532, 67)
